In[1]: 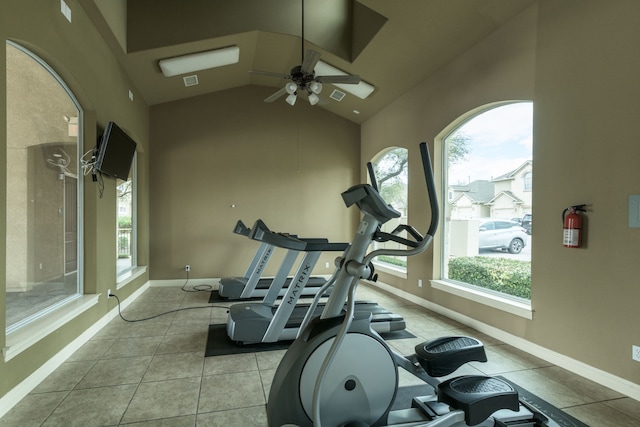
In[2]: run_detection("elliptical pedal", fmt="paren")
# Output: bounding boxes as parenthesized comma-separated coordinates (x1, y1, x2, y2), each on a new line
(438, 375, 520, 426)
(415, 336, 488, 377)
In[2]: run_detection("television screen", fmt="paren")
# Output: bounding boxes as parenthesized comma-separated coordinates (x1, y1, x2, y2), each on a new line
(95, 121, 137, 180)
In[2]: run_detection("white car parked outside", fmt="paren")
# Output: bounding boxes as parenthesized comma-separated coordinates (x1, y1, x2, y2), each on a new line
(478, 219, 528, 254)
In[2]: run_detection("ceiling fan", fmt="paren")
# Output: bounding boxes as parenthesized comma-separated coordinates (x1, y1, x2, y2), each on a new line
(248, 1, 361, 106)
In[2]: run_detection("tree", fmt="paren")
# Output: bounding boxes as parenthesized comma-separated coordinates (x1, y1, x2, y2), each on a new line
(373, 148, 408, 212)
(373, 148, 407, 188)
(448, 131, 471, 165)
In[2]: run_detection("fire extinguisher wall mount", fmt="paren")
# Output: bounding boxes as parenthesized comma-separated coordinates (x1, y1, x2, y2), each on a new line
(563, 204, 587, 248)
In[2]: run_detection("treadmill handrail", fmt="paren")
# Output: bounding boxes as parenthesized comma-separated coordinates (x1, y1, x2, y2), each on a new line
(249, 219, 349, 253)
(248, 219, 307, 251)
(304, 241, 349, 252)
(233, 220, 251, 237)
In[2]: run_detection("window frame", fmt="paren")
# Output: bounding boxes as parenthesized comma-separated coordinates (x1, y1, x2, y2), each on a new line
(433, 101, 533, 319)
(369, 147, 409, 277)
(5, 40, 85, 335)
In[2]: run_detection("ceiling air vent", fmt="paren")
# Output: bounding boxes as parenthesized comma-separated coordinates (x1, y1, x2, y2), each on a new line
(183, 75, 199, 87)
(329, 89, 346, 102)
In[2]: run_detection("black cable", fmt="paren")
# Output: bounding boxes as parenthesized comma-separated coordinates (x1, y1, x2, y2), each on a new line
(97, 172, 104, 198)
(108, 293, 230, 323)
(180, 270, 213, 293)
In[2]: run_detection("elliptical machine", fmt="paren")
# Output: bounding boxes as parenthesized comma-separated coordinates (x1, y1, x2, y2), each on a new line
(267, 143, 548, 427)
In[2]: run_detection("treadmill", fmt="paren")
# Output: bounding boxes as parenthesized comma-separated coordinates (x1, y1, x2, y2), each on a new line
(226, 221, 406, 345)
(218, 220, 329, 300)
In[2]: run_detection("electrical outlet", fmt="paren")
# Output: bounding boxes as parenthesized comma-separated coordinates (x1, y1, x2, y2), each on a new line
(107, 289, 111, 299)
(633, 345, 640, 362)
(185, 264, 191, 272)
(418, 279, 423, 288)
(325, 262, 330, 268)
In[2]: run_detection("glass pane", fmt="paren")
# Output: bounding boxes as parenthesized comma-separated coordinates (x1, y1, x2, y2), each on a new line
(116, 159, 135, 277)
(371, 147, 408, 270)
(5, 42, 81, 331)
(443, 102, 532, 300)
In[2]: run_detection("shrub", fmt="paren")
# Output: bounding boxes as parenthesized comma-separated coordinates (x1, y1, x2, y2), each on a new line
(377, 256, 407, 268)
(118, 216, 132, 228)
(448, 256, 531, 299)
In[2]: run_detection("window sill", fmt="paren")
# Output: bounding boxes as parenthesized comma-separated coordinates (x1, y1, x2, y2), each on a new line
(372, 262, 407, 279)
(430, 279, 533, 319)
(3, 294, 100, 362)
(117, 265, 148, 290)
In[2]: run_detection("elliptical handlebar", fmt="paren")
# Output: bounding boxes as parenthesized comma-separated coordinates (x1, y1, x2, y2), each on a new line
(362, 142, 438, 265)
(366, 161, 379, 192)
(309, 142, 440, 427)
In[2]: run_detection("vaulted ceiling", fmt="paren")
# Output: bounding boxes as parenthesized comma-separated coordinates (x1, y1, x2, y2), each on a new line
(80, 0, 535, 123)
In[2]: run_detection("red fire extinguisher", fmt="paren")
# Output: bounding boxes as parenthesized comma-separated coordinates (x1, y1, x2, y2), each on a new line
(562, 204, 586, 248)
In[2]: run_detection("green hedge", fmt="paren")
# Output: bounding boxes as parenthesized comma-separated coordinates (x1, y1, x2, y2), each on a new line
(448, 256, 531, 299)
(377, 256, 407, 268)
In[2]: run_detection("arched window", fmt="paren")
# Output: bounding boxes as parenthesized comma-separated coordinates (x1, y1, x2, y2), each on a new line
(441, 102, 532, 301)
(370, 147, 408, 272)
(5, 41, 83, 332)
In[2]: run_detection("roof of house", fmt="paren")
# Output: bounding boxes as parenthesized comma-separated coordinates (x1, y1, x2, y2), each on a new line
(486, 190, 524, 205)
(450, 179, 495, 203)
(492, 160, 532, 182)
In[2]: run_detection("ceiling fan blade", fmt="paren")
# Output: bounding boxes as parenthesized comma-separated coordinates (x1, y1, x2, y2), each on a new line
(300, 50, 321, 75)
(248, 69, 290, 80)
(316, 74, 361, 84)
(316, 92, 330, 106)
(264, 87, 287, 102)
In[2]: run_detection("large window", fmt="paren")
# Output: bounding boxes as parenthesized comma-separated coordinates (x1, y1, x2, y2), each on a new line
(5, 41, 83, 331)
(370, 147, 408, 272)
(442, 102, 532, 301)
(116, 157, 136, 281)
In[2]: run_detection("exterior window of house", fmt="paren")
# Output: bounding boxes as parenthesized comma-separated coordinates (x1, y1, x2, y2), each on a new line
(370, 147, 408, 272)
(524, 172, 532, 191)
(5, 41, 83, 332)
(116, 156, 136, 280)
(442, 102, 533, 301)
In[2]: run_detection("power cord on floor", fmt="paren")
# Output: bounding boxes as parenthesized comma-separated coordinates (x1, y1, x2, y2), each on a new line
(108, 292, 230, 323)
(180, 270, 214, 293)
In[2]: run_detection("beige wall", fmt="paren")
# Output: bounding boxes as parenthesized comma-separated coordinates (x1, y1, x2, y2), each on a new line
(532, 0, 640, 383)
(0, 0, 150, 398)
(149, 86, 361, 280)
(363, 1, 640, 388)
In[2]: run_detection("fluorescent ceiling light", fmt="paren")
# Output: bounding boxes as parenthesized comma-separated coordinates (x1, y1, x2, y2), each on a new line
(159, 46, 239, 77)
(314, 61, 375, 99)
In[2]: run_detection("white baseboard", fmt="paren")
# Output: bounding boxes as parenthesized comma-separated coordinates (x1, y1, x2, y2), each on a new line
(0, 282, 150, 419)
(366, 280, 640, 401)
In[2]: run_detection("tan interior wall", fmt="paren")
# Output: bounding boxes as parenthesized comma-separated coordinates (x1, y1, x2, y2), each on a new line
(149, 85, 361, 280)
(0, 0, 150, 398)
(363, 1, 640, 387)
(531, 0, 640, 384)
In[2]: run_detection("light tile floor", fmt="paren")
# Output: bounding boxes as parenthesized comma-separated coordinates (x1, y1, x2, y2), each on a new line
(1, 283, 639, 426)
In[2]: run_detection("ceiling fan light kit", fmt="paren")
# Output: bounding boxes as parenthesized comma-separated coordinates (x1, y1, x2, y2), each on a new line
(159, 45, 239, 77)
(286, 93, 297, 106)
(249, 0, 367, 107)
(308, 93, 320, 105)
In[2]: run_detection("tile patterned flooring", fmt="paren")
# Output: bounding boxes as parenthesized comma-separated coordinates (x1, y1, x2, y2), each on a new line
(1, 283, 639, 426)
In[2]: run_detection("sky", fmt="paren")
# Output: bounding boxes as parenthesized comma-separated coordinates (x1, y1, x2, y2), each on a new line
(448, 102, 533, 185)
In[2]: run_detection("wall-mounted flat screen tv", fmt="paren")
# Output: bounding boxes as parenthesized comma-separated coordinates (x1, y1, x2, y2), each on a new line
(95, 121, 137, 180)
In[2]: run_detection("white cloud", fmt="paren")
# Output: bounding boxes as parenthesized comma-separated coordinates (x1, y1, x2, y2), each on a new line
(448, 102, 533, 185)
